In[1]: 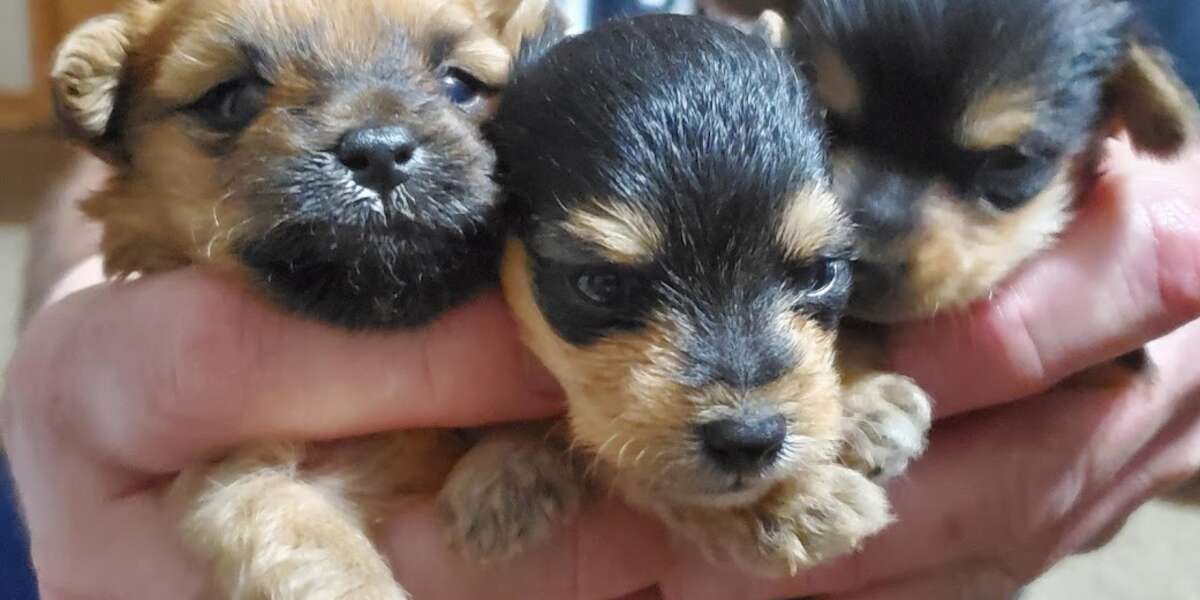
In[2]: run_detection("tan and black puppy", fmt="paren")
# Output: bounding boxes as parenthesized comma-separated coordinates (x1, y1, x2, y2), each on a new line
(789, 0, 1198, 322)
(50, 0, 560, 598)
(437, 14, 922, 577)
(775, 0, 1198, 479)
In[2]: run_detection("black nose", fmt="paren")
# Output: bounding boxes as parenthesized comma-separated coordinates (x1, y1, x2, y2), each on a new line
(698, 414, 788, 472)
(337, 126, 418, 194)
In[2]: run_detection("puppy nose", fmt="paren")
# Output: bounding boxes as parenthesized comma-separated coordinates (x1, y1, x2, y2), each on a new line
(337, 126, 418, 194)
(698, 414, 787, 472)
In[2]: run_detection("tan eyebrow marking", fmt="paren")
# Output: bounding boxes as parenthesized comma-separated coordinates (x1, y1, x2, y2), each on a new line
(153, 29, 247, 106)
(448, 35, 511, 88)
(811, 48, 862, 120)
(959, 86, 1038, 150)
(777, 185, 851, 260)
(562, 202, 664, 264)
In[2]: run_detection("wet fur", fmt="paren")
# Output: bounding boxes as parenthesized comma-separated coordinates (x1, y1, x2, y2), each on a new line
(438, 15, 897, 576)
(51, 0, 561, 597)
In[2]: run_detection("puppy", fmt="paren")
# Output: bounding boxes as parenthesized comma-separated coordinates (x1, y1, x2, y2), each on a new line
(438, 14, 919, 576)
(790, 0, 1198, 322)
(50, 0, 560, 598)
(776, 0, 1199, 478)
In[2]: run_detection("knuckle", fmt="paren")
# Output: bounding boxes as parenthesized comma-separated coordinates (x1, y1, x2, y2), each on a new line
(973, 292, 1048, 391)
(1146, 196, 1200, 321)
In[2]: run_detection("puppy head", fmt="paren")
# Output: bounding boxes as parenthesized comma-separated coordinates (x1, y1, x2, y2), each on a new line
(493, 15, 851, 508)
(790, 0, 1199, 322)
(50, 0, 562, 329)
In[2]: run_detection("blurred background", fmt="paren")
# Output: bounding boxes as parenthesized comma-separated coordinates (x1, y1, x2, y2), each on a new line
(0, 1, 1197, 599)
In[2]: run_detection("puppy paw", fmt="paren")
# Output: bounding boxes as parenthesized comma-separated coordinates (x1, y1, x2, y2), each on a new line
(839, 373, 933, 482)
(180, 445, 413, 600)
(437, 427, 583, 563)
(666, 465, 892, 577)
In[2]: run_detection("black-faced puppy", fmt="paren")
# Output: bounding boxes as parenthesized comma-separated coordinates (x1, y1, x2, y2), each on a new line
(791, 0, 1198, 322)
(779, 0, 1198, 479)
(437, 14, 901, 576)
(50, 0, 561, 597)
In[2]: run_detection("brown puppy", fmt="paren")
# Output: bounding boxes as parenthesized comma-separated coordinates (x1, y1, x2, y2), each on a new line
(438, 14, 904, 577)
(50, 0, 560, 598)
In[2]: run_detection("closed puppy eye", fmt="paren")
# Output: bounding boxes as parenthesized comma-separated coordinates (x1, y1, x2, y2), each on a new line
(186, 77, 268, 133)
(973, 143, 1057, 211)
(440, 67, 488, 106)
(789, 257, 849, 299)
(979, 145, 1032, 173)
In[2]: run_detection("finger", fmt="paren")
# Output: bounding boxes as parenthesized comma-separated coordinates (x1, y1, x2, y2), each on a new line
(890, 140, 1200, 417)
(8, 270, 562, 477)
(1049, 355, 1200, 559)
(384, 497, 669, 600)
(819, 561, 1021, 600)
(663, 323, 1200, 600)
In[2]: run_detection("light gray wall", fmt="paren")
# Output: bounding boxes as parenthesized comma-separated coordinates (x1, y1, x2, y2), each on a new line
(0, 0, 33, 93)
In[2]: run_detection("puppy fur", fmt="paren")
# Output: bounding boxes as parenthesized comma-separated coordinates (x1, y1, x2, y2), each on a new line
(789, 0, 1199, 322)
(51, 0, 561, 598)
(773, 0, 1199, 477)
(438, 15, 900, 576)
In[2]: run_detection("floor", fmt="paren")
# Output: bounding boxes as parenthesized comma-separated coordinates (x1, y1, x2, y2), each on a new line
(0, 131, 1197, 599)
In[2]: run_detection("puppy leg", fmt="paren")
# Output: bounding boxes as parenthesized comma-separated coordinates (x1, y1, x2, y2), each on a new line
(836, 327, 933, 482)
(180, 433, 463, 600)
(659, 464, 892, 576)
(438, 421, 584, 562)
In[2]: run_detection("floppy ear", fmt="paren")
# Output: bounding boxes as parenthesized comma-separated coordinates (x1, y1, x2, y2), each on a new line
(476, 0, 568, 72)
(1106, 41, 1199, 157)
(751, 9, 790, 48)
(50, 13, 136, 163)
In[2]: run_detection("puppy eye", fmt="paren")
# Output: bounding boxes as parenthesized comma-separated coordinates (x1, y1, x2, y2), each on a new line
(441, 68, 485, 105)
(188, 77, 267, 133)
(980, 146, 1031, 173)
(790, 258, 848, 298)
(573, 269, 628, 307)
(974, 143, 1057, 211)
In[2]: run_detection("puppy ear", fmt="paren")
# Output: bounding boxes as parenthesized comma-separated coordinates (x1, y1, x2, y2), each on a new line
(50, 13, 136, 163)
(1105, 41, 1199, 157)
(476, 0, 568, 71)
(751, 9, 790, 48)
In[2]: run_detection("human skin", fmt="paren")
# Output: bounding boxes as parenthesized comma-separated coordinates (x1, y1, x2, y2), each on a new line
(659, 138, 1200, 599)
(3, 138, 1199, 600)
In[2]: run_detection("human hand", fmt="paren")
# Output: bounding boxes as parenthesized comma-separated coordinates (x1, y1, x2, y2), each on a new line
(1, 270, 669, 600)
(661, 138, 1200, 599)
